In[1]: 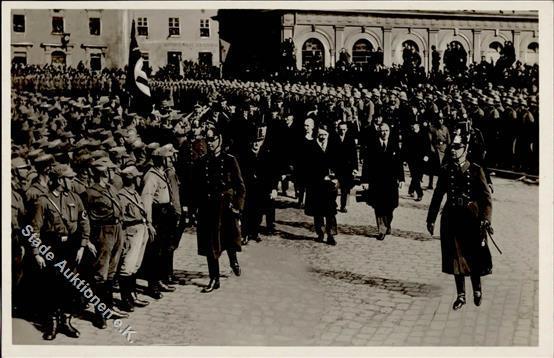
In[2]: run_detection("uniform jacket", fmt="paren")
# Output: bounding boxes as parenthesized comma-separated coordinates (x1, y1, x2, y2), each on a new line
(427, 161, 492, 276)
(194, 152, 246, 259)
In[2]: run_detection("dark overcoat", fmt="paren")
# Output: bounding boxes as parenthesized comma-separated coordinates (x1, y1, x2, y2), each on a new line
(304, 140, 338, 217)
(194, 152, 246, 259)
(427, 161, 493, 276)
(331, 132, 358, 191)
(361, 136, 405, 214)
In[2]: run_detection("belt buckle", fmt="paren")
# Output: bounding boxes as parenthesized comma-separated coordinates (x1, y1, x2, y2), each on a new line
(60, 235, 68, 242)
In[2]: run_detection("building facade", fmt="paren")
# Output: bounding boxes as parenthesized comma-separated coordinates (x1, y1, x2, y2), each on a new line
(280, 10, 539, 71)
(10, 9, 220, 72)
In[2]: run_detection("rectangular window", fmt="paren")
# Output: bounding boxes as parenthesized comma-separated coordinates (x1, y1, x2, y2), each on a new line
(141, 52, 150, 71)
(89, 17, 101, 36)
(168, 17, 180, 36)
(52, 16, 64, 34)
(13, 52, 27, 65)
(90, 53, 102, 71)
(13, 14, 25, 32)
(200, 19, 210, 38)
(137, 17, 148, 36)
(199, 52, 213, 66)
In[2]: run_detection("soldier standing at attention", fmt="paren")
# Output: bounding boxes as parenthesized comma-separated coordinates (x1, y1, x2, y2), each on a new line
(117, 166, 151, 312)
(426, 133, 493, 311)
(86, 157, 128, 329)
(194, 126, 245, 293)
(141, 146, 178, 298)
(30, 164, 91, 340)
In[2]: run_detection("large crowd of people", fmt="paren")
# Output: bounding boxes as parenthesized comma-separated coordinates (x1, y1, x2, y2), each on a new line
(10, 55, 539, 340)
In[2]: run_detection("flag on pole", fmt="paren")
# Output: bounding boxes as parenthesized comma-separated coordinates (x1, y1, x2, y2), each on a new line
(126, 19, 152, 115)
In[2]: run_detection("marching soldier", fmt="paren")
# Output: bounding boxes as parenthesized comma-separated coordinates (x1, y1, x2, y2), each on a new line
(117, 166, 151, 311)
(86, 157, 128, 329)
(194, 126, 245, 292)
(427, 133, 493, 311)
(29, 163, 91, 340)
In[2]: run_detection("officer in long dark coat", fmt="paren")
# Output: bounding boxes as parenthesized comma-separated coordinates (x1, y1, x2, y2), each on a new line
(304, 124, 339, 245)
(361, 122, 405, 240)
(194, 126, 246, 293)
(426, 133, 493, 311)
(332, 121, 358, 212)
(238, 126, 279, 244)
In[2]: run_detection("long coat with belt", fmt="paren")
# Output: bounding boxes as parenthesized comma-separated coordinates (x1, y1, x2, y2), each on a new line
(304, 139, 338, 217)
(427, 161, 493, 276)
(194, 152, 246, 259)
(361, 136, 405, 214)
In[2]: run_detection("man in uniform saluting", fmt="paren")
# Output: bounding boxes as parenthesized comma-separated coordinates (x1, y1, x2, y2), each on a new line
(141, 145, 178, 298)
(86, 157, 128, 329)
(30, 164, 92, 340)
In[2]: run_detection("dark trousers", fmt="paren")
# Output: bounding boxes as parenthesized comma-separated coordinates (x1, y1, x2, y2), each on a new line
(374, 209, 394, 235)
(314, 215, 337, 237)
(143, 203, 177, 283)
(408, 161, 423, 197)
(206, 250, 238, 280)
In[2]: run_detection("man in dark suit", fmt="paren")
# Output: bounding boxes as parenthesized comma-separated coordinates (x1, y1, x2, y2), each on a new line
(304, 124, 339, 245)
(361, 123, 405, 240)
(237, 125, 279, 244)
(332, 121, 359, 212)
(403, 122, 430, 201)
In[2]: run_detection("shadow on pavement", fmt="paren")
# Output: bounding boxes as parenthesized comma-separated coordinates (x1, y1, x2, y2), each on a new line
(276, 220, 436, 242)
(310, 268, 442, 297)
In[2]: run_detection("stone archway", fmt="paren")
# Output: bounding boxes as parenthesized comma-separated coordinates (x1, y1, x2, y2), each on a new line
(293, 30, 333, 69)
(301, 38, 325, 70)
(343, 31, 381, 55)
(392, 33, 427, 69)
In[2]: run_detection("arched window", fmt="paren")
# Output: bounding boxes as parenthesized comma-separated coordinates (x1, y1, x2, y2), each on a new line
(352, 39, 373, 64)
(302, 38, 324, 69)
(484, 41, 503, 64)
(401, 40, 421, 68)
(51, 51, 66, 66)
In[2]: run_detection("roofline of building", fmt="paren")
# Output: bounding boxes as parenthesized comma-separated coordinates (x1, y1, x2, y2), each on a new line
(268, 9, 538, 22)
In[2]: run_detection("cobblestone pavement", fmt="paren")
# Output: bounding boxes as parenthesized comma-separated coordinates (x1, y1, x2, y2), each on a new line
(12, 175, 539, 346)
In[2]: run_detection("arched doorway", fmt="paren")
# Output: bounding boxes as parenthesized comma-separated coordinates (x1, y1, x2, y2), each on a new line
(302, 38, 324, 70)
(51, 51, 66, 66)
(484, 41, 503, 64)
(352, 39, 373, 64)
(401, 40, 421, 68)
(526, 42, 538, 65)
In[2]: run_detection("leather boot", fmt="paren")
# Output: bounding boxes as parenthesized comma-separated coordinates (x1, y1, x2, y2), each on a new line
(147, 280, 163, 299)
(130, 274, 150, 307)
(42, 313, 58, 340)
(105, 280, 129, 319)
(93, 284, 108, 329)
(118, 276, 135, 313)
(201, 278, 220, 293)
(58, 312, 80, 338)
(159, 281, 176, 292)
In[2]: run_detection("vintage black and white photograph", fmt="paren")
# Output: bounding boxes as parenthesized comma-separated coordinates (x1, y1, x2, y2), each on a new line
(3, 1, 553, 356)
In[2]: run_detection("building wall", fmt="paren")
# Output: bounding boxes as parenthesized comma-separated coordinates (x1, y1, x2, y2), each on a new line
(127, 9, 220, 72)
(11, 9, 123, 68)
(285, 10, 539, 70)
(10, 9, 220, 72)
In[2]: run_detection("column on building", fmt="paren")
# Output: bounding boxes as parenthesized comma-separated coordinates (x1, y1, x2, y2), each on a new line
(383, 27, 392, 67)
(472, 29, 481, 63)
(513, 30, 521, 61)
(428, 28, 439, 70)
(334, 25, 344, 67)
